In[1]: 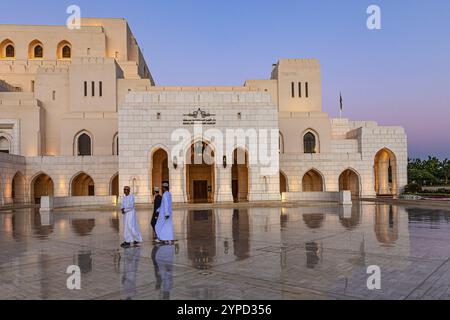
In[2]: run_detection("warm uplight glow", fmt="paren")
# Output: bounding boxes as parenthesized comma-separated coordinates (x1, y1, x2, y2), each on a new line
(59, 179, 67, 195)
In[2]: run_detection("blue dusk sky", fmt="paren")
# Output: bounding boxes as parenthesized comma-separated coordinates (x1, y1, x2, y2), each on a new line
(1, 0, 449, 159)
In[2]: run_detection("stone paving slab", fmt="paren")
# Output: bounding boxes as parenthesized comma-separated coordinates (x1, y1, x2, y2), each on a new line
(0, 202, 449, 300)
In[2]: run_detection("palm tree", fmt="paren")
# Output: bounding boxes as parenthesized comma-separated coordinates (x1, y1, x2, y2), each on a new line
(441, 159, 450, 185)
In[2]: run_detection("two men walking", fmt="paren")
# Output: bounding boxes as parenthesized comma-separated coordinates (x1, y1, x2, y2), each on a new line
(121, 183, 174, 249)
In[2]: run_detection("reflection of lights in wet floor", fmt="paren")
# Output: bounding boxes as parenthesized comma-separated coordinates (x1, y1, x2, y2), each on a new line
(2, 204, 450, 299)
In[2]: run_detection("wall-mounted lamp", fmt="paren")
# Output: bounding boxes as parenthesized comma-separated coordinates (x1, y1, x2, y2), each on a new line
(223, 156, 227, 168)
(237, 112, 242, 120)
(156, 112, 161, 120)
(173, 156, 178, 170)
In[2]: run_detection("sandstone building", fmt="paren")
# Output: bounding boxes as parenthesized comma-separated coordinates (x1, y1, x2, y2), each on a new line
(0, 18, 407, 206)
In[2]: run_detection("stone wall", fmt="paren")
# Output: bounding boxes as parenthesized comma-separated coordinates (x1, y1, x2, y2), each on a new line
(0, 155, 118, 206)
(282, 191, 351, 204)
(25, 156, 118, 197)
(280, 122, 408, 198)
(51, 196, 117, 208)
(120, 91, 281, 204)
(0, 152, 26, 205)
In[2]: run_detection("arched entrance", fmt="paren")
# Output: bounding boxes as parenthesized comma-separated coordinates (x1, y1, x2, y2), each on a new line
(374, 149, 397, 196)
(280, 171, 288, 194)
(186, 141, 215, 204)
(339, 169, 360, 198)
(152, 148, 169, 194)
(12, 172, 27, 204)
(71, 172, 95, 196)
(302, 169, 324, 192)
(110, 174, 119, 198)
(232, 148, 248, 203)
(31, 173, 54, 204)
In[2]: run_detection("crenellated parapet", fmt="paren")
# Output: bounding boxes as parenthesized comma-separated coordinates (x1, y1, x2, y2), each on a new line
(0, 59, 71, 74)
(0, 92, 42, 107)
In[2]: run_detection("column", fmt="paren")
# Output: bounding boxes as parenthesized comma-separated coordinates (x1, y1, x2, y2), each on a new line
(170, 163, 186, 203)
(216, 165, 233, 203)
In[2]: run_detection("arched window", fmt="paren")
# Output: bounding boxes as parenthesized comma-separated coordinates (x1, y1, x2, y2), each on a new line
(62, 45, 71, 59)
(29, 40, 44, 59)
(34, 45, 43, 58)
(0, 136, 10, 154)
(5, 44, 14, 58)
(113, 133, 119, 156)
(77, 133, 92, 156)
(0, 40, 15, 59)
(57, 41, 72, 60)
(279, 131, 285, 154)
(304, 132, 316, 154)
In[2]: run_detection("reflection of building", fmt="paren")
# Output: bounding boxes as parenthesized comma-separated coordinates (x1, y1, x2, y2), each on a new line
(187, 210, 216, 269)
(407, 208, 450, 259)
(32, 209, 54, 237)
(280, 208, 289, 229)
(110, 212, 120, 233)
(305, 242, 321, 269)
(374, 205, 399, 245)
(339, 202, 362, 230)
(232, 209, 250, 260)
(71, 219, 96, 237)
(302, 214, 325, 229)
(0, 18, 407, 206)
(77, 251, 93, 274)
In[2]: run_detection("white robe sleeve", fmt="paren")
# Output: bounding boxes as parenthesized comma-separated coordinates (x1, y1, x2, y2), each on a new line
(128, 195, 135, 213)
(167, 193, 172, 218)
(160, 194, 168, 217)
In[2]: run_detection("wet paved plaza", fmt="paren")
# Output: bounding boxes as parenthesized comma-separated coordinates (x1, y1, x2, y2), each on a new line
(0, 202, 450, 300)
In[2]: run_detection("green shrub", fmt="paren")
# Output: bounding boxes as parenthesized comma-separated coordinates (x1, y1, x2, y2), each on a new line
(405, 183, 422, 193)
